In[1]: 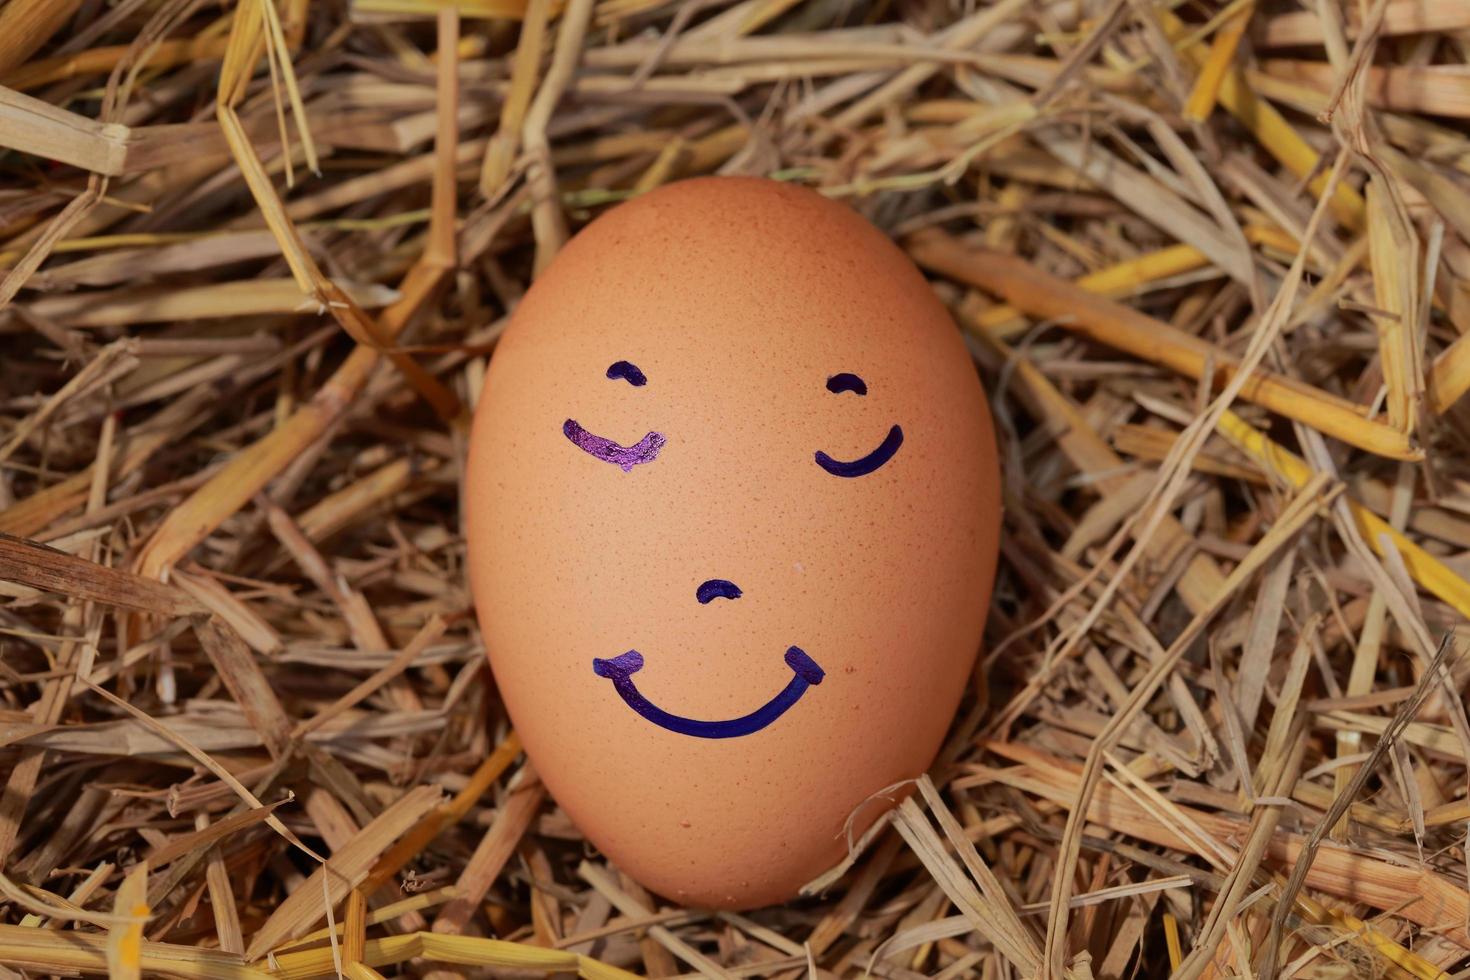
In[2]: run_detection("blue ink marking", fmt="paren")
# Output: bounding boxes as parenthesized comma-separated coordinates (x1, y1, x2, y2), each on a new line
(592, 647, 824, 739)
(563, 419, 665, 471)
(606, 361, 648, 386)
(815, 424, 903, 477)
(696, 579, 742, 603)
(826, 373, 867, 396)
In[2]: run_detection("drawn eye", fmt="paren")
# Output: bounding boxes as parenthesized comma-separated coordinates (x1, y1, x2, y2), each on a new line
(561, 360, 662, 470)
(607, 361, 647, 386)
(815, 425, 903, 477)
(815, 373, 902, 477)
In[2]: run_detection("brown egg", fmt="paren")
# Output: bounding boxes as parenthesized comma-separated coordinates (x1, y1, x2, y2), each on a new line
(465, 177, 1000, 909)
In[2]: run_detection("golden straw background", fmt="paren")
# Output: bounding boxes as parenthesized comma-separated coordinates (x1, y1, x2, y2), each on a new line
(2, 0, 1470, 977)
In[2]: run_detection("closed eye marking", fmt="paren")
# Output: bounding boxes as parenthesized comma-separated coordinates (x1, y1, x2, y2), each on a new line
(826, 373, 867, 396)
(606, 361, 647, 386)
(815, 424, 903, 477)
(564, 419, 665, 471)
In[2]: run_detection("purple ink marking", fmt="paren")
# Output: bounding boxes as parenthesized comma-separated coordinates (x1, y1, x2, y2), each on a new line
(815, 424, 903, 477)
(826, 372, 867, 396)
(592, 646, 824, 738)
(696, 579, 742, 603)
(563, 419, 665, 471)
(606, 360, 648, 386)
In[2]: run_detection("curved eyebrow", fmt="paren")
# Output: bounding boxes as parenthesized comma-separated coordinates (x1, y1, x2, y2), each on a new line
(606, 361, 647, 386)
(696, 579, 742, 604)
(826, 372, 867, 396)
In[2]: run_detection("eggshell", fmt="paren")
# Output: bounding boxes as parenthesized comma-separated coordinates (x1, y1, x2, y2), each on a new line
(465, 176, 1000, 909)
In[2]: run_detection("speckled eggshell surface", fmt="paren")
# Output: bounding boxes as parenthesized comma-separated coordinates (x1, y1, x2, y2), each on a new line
(465, 176, 1000, 909)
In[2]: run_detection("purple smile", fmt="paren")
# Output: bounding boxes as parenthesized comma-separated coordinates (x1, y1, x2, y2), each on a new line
(592, 647, 825, 738)
(563, 419, 666, 471)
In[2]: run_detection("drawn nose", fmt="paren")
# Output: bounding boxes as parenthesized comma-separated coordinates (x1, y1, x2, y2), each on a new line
(695, 579, 742, 604)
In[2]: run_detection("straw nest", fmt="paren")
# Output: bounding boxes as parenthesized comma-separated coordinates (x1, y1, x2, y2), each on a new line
(2, 0, 1470, 976)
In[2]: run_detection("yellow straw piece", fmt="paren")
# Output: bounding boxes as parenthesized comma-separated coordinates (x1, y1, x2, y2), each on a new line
(6, 36, 234, 91)
(1160, 9, 1367, 230)
(1163, 913, 1184, 971)
(1216, 410, 1470, 619)
(1293, 893, 1450, 980)
(1430, 332, 1470, 414)
(910, 231, 1419, 461)
(267, 932, 640, 980)
(105, 863, 149, 980)
(0, 923, 267, 979)
(351, 0, 536, 18)
(1365, 178, 1423, 434)
(1183, 0, 1256, 123)
(968, 225, 1291, 339)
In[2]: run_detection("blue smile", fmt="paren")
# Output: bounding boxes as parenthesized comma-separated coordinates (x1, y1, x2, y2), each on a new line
(592, 647, 825, 738)
(815, 424, 904, 477)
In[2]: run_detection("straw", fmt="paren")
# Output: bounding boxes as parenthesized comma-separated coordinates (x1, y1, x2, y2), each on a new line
(3, 1, 1470, 976)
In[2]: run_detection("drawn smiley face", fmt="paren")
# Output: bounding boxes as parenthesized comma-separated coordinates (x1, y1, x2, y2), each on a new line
(465, 176, 1000, 909)
(563, 361, 906, 737)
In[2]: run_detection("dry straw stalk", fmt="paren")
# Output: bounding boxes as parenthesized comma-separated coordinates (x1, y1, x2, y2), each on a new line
(3, 0, 1470, 978)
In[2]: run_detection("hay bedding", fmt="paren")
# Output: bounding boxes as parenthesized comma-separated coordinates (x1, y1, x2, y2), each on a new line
(1, 0, 1470, 976)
